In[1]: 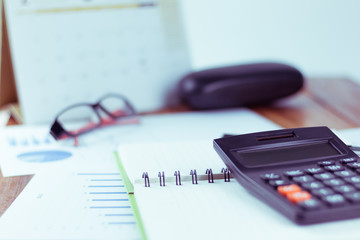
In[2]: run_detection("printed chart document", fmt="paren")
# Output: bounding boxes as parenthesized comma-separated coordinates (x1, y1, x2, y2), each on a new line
(119, 140, 360, 240)
(0, 109, 279, 239)
(4, 0, 190, 123)
(0, 165, 141, 240)
(0, 125, 82, 177)
(0, 109, 279, 177)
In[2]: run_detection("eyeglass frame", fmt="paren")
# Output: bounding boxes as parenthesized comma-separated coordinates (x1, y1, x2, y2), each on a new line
(50, 93, 136, 140)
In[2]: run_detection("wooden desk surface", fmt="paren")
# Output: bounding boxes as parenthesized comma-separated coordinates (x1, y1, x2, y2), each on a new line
(1, 77, 359, 216)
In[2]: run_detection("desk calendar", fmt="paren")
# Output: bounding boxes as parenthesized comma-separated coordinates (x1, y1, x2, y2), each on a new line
(4, 0, 190, 123)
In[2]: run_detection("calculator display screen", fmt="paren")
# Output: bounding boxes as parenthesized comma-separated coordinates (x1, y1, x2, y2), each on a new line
(237, 141, 341, 167)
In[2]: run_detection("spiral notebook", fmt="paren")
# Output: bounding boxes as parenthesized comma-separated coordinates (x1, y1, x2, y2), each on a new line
(117, 140, 360, 240)
(118, 141, 229, 190)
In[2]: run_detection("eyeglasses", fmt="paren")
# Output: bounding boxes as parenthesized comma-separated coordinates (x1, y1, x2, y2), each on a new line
(50, 94, 138, 144)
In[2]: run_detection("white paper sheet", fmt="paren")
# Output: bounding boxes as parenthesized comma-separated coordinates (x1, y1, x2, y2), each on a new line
(0, 165, 141, 240)
(0, 108, 283, 240)
(336, 128, 360, 147)
(0, 125, 83, 177)
(0, 110, 10, 127)
(0, 109, 279, 177)
(136, 179, 360, 240)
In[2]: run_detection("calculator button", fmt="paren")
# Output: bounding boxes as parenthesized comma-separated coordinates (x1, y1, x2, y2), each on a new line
(286, 191, 312, 203)
(297, 199, 322, 210)
(334, 170, 356, 178)
(323, 179, 346, 187)
(312, 188, 335, 197)
(268, 180, 290, 187)
(261, 173, 281, 181)
(301, 181, 325, 190)
(284, 170, 304, 178)
(322, 194, 346, 207)
(344, 192, 360, 203)
(318, 160, 335, 167)
(344, 176, 360, 184)
(346, 162, 360, 170)
(277, 184, 301, 196)
(340, 158, 358, 164)
(324, 165, 345, 172)
(292, 176, 315, 184)
(305, 167, 325, 175)
(333, 185, 356, 194)
(313, 173, 336, 181)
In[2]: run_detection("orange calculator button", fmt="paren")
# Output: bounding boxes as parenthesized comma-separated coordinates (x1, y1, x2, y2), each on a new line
(277, 184, 301, 196)
(286, 191, 312, 203)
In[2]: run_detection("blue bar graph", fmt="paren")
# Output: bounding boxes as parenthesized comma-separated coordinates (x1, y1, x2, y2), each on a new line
(76, 171, 138, 231)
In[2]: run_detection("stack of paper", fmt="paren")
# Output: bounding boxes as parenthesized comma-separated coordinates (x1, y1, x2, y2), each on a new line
(0, 109, 280, 239)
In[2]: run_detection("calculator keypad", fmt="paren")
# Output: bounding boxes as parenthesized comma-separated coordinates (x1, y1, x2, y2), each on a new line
(287, 191, 312, 203)
(268, 179, 290, 187)
(305, 167, 325, 175)
(262, 157, 360, 211)
(297, 199, 322, 210)
(277, 184, 301, 196)
(324, 165, 344, 172)
(334, 170, 355, 178)
(344, 192, 360, 203)
(284, 170, 304, 178)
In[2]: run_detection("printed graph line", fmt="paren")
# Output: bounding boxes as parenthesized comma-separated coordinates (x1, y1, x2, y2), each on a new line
(88, 185, 125, 188)
(7, 136, 54, 147)
(105, 214, 134, 217)
(92, 199, 129, 202)
(7, 137, 16, 146)
(77, 173, 120, 176)
(89, 192, 127, 194)
(18, 2, 156, 15)
(90, 179, 123, 181)
(90, 206, 131, 209)
(108, 222, 136, 225)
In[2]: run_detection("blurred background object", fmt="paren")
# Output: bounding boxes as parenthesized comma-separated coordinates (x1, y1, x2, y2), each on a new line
(181, 0, 360, 82)
(178, 62, 304, 109)
(1, 0, 190, 124)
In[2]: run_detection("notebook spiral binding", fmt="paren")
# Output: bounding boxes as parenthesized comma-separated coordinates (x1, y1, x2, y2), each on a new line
(221, 168, 231, 182)
(158, 171, 165, 186)
(142, 172, 150, 187)
(205, 168, 214, 183)
(141, 168, 233, 187)
(174, 170, 181, 186)
(190, 169, 198, 184)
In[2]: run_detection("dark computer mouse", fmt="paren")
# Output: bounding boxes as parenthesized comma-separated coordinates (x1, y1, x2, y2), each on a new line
(178, 62, 304, 109)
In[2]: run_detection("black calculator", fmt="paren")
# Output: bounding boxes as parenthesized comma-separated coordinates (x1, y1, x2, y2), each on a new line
(213, 126, 360, 225)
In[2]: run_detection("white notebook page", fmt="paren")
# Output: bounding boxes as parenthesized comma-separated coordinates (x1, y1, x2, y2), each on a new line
(118, 108, 281, 185)
(119, 140, 226, 185)
(121, 140, 360, 240)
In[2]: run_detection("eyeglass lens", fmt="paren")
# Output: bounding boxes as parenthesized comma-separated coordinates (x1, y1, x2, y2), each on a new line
(56, 95, 135, 137)
(99, 95, 134, 118)
(57, 105, 101, 135)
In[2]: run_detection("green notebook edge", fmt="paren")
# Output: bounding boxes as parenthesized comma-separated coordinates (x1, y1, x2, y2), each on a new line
(114, 151, 147, 240)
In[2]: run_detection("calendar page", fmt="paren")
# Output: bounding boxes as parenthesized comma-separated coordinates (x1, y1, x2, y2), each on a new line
(4, 0, 190, 124)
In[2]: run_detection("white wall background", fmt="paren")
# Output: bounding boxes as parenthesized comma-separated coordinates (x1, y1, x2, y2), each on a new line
(180, 0, 360, 83)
